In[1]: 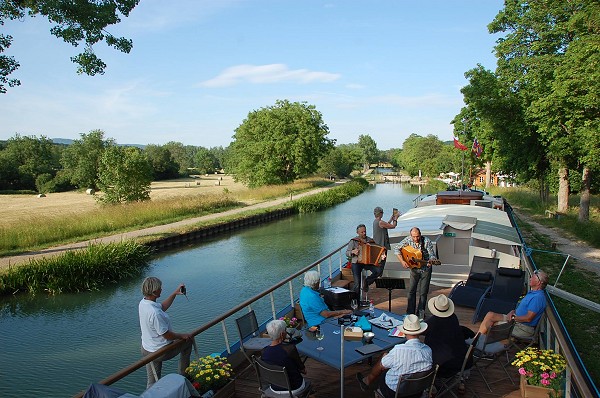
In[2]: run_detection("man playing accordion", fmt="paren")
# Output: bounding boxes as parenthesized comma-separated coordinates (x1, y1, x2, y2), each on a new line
(346, 224, 386, 294)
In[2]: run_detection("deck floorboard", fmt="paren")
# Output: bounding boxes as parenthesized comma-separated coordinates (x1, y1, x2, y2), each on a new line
(232, 285, 523, 397)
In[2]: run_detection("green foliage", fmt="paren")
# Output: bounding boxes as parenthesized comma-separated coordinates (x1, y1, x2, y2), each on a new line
(0, 242, 152, 295)
(397, 134, 457, 177)
(60, 130, 112, 189)
(0, 0, 140, 92)
(357, 134, 379, 168)
(194, 147, 218, 175)
(318, 146, 354, 178)
(96, 146, 153, 204)
(163, 141, 198, 175)
(230, 100, 334, 187)
(0, 134, 61, 190)
(292, 178, 369, 213)
(144, 144, 180, 180)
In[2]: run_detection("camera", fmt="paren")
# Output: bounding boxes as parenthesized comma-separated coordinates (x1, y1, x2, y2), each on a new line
(180, 286, 186, 295)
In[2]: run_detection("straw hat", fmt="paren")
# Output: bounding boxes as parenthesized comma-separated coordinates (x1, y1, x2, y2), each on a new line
(428, 294, 455, 318)
(400, 314, 428, 335)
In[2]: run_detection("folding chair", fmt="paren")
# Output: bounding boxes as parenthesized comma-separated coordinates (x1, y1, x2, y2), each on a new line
(473, 321, 516, 392)
(436, 333, 481, 398)
(449, 256, 498, 308)
(472, 267, 525, 323)
(375, 365, 439, 398)
(252, 356, 312, 398)
(235, 310, 271, 363)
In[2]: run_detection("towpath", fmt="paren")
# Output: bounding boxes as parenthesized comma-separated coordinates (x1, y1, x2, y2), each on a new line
(0, 186, 334, 270)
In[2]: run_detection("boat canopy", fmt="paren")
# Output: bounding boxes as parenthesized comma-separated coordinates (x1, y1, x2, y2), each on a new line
(391, 205, 519, 245)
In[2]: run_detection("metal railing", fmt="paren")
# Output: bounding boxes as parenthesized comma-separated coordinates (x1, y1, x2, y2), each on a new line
(72, 243, 348, 398)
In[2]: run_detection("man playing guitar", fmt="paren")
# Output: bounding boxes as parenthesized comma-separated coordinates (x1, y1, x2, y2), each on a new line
(395, 227, 438, 316)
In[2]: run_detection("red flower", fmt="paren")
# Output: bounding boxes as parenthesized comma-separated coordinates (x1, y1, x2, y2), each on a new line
(192, 381, 201, 390)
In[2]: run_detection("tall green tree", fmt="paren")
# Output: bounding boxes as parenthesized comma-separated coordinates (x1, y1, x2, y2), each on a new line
(60, 130, 112, 189)
(164, 142, 197, 175)
(194, 147, 217, 175)
(318, 146, 353, 178)
(144, 144, 179, 180)
(0, 134, 59, 190)
(96, 146, 152, 204)
(357, 134, 379, 171)
(399, 134, 448, 178)
(229, 100, 334, 187)
(0, 0, 140, 93)
(489, 0, 595, 212)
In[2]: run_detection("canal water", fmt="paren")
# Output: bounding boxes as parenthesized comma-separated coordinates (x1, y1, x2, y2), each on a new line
(0, 183, 433, 397)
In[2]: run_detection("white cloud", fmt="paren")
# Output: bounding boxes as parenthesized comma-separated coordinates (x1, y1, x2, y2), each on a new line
(199, 64, 341, 87)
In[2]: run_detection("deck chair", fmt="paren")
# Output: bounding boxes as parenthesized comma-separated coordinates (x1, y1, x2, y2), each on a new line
(252, 356, 312, 398)
(235, 310, 271, 363)
(472, 321, 516, 392)
(436, 333, 481, 398)
(375, 365, 439, 398)
(449, 256, 498, 308)
(472, 267, 525, 323)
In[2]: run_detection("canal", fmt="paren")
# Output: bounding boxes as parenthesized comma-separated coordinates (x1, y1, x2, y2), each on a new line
(0, 183, 434, 397)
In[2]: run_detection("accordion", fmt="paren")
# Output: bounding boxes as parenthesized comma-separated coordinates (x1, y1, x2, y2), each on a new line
(355, 241, 386, 266)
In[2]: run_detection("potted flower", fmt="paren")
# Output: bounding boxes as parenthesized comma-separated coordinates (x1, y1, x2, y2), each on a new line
(186, 355, 235, 398)
(512, 347, 566, 398)
(280, 315, 301, 339)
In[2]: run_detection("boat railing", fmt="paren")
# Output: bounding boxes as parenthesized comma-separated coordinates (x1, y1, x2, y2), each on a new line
(72, 243, 349, 398)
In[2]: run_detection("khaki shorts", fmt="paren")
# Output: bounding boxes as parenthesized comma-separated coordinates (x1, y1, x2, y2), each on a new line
(512, 322, 535, 339)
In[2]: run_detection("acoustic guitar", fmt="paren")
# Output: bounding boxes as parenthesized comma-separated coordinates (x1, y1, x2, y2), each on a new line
(400, 245, 441, 269)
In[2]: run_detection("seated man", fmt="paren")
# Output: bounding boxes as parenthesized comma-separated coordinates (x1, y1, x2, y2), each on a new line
(478, 269, 548, 339)
(345, 223, 382, 294)
(299, 270, 352, 329)
(424, 294, 470, 378)
(261, 319, 309, 395)
(356, 314, 433, 398)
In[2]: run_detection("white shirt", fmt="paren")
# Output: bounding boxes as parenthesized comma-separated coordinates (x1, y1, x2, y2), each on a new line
(381, 338, 433, 392)
(139, 298, 172, 352)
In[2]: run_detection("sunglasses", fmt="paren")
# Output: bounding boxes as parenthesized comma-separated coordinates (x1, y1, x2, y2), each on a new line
(534, 269, 542, 283)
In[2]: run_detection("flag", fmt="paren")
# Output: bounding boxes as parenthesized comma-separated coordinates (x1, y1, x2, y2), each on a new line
(453, 137, 468, 150)
(472, 138, 483, 158)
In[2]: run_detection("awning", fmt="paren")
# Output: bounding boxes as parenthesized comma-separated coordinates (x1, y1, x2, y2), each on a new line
(441, 215, 476, 231)
(472, 220, 522, 246)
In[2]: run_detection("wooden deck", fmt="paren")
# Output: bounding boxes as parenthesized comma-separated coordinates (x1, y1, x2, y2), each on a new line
(232, 285, 523, 397)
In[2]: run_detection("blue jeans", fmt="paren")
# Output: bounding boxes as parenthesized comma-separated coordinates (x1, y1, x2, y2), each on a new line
(406, 266, 432, 315)
(351, 262, 380, 291)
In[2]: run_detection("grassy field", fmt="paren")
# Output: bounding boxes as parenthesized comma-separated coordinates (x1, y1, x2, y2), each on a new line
(0, 175, 331, 256)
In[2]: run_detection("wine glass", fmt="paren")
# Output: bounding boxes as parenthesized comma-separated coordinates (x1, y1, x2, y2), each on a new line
(351, 299, 358, 313)
(316, 329, 325, 351)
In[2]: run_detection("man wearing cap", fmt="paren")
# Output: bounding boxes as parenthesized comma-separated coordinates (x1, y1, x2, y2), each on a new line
(424, 294, 470, 378)
(478, 269, 548, 339)
(357, 314, 432, 397)
(369, 206, 398, 291)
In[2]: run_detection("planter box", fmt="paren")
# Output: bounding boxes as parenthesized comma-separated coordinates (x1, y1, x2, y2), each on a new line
(201, 379, 235, 398)
(520, 374, 560, 398)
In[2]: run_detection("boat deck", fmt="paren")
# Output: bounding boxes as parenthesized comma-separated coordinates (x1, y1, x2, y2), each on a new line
(232, 285, 523, 397)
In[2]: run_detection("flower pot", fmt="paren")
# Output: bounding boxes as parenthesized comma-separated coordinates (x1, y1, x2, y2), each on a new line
(201, 379, 235, 398)
(520, 375, 560, 398)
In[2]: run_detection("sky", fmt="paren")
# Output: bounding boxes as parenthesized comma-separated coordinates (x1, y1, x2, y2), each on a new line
(1, 0, 504, 150)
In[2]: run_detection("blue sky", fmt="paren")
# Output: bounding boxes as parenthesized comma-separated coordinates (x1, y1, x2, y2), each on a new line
(1, 0, 504, 149)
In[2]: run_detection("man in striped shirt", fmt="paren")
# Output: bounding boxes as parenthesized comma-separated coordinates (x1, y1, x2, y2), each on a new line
(357, 314, 433, 397)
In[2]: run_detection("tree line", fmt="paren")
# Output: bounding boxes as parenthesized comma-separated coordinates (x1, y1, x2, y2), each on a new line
(451, 0, 599, 222)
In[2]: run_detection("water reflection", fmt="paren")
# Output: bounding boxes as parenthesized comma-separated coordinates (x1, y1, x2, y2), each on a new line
(0, 183, 432, 397)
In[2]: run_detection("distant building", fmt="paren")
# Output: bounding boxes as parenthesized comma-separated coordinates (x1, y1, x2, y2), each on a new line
(472, 170, 515, 187)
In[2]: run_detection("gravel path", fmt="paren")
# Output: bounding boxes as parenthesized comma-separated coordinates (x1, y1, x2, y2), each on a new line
(512, 207, 600, 276)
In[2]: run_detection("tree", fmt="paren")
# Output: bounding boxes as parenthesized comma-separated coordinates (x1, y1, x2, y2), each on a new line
(398, 134, 448, 177)
(60, 130, 112, 189)
(0, 134, 59, 190)
(357, 134, 379, 171)
(163, 142, 197, 175)
(194, 147, 217, 175)
(144, 144, 179, 180)
(0, 0, 140, 93)
(229, 100, 334, 187)
(97, 145, 152, 204)
(318, 146, 353, 179)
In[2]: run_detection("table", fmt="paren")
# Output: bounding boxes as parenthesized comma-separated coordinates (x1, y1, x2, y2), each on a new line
(296, 309, 406, 397)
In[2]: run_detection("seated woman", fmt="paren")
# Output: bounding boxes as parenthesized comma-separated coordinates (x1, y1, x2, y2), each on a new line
(261, 319, 309, 395)
(299, 270, 352, 329)
(423, 294, 470, 378)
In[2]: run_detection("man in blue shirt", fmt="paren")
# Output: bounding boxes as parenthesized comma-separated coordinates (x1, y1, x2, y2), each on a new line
(478, 269, 548, 338)
(299, 270, 352, 328)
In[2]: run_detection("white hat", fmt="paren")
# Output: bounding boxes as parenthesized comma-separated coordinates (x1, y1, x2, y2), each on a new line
(400, 314, 428, 335)
(428, 294, 455, 318)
